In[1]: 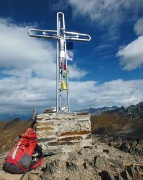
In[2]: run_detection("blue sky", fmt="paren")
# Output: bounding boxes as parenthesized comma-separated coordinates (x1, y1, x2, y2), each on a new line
(0, 0, 143, 120)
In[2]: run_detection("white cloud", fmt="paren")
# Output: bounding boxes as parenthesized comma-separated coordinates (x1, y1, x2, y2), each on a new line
(116, 36, 143, 70)
(0, 76, 57, 118)
(0, 18, 56, 79)
(0, 18, 87, 79)
(134, 18, 143, 35)
(71, 80, 143, 109)
(1, 18, 143, 119)
(68, 64, 88, 79)
(68, 0, 140, 26)
(70, 79, 143, 110)
(68, 0, 142, 42)
(1, 76, 143, 118)
(94, 44, 111, 52)
(0, 18, 91, 119)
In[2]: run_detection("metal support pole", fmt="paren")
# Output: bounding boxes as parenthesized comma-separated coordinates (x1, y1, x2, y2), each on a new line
(56, 13, 59, 113)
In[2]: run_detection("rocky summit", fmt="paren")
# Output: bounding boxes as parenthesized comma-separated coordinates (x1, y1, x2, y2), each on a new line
(0, 102, 143, 179)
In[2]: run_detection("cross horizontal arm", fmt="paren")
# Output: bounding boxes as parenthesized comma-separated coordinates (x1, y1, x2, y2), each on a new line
(28, 29, 91, 42)
(28, 29, 58, 39)
(65, 31, 91, 42)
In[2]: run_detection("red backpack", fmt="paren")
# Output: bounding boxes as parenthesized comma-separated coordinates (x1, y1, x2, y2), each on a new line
(3, 128, 43, 174)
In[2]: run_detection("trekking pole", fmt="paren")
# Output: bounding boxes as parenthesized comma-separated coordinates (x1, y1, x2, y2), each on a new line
(20, 165, 31, 180)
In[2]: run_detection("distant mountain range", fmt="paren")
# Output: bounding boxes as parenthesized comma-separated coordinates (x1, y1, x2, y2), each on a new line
(78, 102, 143, 118)
(105, 102, 143, 120)
(91, 102, 143, 136)
(78, 106, 119, 115)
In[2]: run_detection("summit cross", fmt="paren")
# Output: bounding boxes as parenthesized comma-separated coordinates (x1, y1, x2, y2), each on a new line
(28, 12, 91, 113)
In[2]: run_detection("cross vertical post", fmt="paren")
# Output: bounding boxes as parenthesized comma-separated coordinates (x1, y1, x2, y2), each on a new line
(28, 12, 91, 113)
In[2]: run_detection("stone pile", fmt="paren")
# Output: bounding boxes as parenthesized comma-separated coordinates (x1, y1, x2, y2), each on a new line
(34, 112, 92, 154)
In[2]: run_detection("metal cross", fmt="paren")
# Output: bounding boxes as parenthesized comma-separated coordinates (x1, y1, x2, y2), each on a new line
(28, 12, 91, 113)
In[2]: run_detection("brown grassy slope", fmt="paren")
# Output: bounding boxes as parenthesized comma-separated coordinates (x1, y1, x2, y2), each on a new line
(90, 114, 131, 135)
(0, 118, 31, 152)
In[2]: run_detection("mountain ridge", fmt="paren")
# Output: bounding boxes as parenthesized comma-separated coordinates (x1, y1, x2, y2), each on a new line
(78, 106, 119, 115)
(91, 102, 143, 137)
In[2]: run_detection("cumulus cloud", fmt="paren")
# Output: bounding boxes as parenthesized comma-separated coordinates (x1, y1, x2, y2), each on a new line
(68, 0, 141, 26)
(0, 18, 57, 79)
(0, 76, 56, 117)
(0, 18, 90, 119)
(117, 36, 143, 70)
(1, 75, 143, 119)
(66, 0, 143, 71)
(134, 18, 143, 35)
(68, 64, 88, 79)
(1, 17, 143, 120)
(70, 79, 143, 110)
(67, 0, 143, 42)
(0, 18, 87, 78)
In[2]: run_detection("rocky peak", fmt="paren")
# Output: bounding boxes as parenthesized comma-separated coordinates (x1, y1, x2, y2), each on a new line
(104, 102, 143, 120)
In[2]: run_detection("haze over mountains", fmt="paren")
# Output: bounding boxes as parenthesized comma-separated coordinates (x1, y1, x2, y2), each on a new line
(1, 102, 143, 121)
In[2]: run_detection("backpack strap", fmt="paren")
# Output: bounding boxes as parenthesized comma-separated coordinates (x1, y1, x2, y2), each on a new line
(31, 144, 43, 170)
(20, 144, 43, 179)
(12, 141, 21, 159)
(31, 157, 44, 170)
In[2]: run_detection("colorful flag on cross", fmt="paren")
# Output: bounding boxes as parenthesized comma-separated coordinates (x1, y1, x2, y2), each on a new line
(66, 50, 73, 61)
(66, 42, 73, 50)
